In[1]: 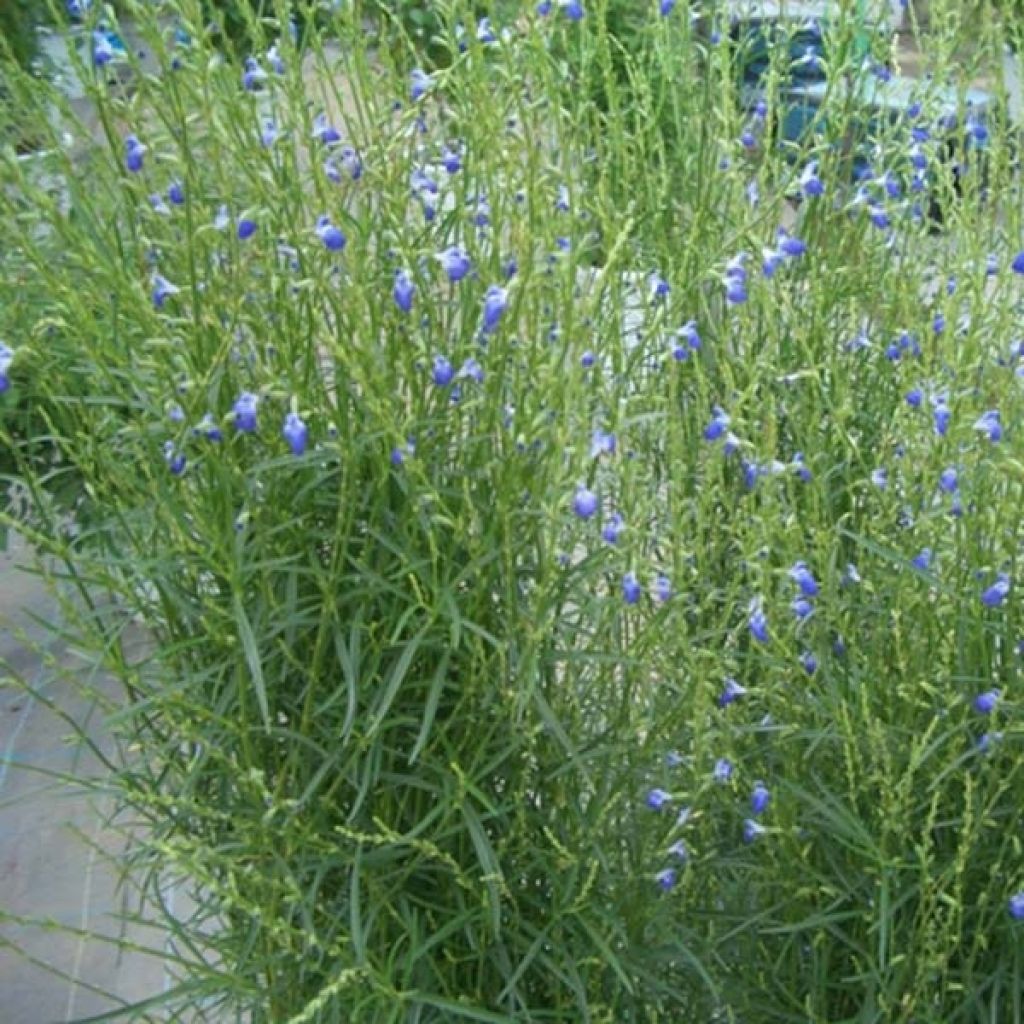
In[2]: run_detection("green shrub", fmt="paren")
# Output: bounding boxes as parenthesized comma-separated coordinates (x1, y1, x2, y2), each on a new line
(2, 1, 1024, 1022)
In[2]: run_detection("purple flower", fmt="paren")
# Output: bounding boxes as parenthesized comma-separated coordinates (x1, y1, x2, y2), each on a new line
(973, 689, 1000, 714)
(312, 113, 342, 147)
(749, 600, 769, 643)
(911, 548, 933, 571)
(602, 512, 624, 545)
(981, 573, 1010, 607)
(282, 412, 308, 455)
(482, 285, 509, 333)
(655, 867, 677, 891)
(751, 781, 770, 816)
(1009, 893, 1024, 920)
(393, 270, 415, 313)
(646, 788, 671, 811)
(713, 758, 733, 783)
(572, 485, 598, 520)
(789, 561, 819, 598)
(242, 56, 266, 91)
(743, 818, 766, 843)
(974, 409, 1002, 442)
(432, 356, 455, 388)
(458, 358, 484, 384)
(237, 217, 258, 241)
(315, 215, 346, 252)
(777, 230, 806, 258)
(590, 429, 617, 458)
(410, 68, 433, 101)
(151, 273, 180, 310)
(622, 572, 642, 605)
(0, 343, 13, 393)
(93, 31, 114, 68)
(436, 245, 472, 283)
(124, 135, 146, 173)
(718, 677, 747, 708)
(667, 839, 688, 860)
(800, 161, 824, 197)
(799, 651, 818, 675)
(232, 392, 259, 433)
(704, 406, 730, 441)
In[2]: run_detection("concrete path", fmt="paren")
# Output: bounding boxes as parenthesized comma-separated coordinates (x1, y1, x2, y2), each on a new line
(0, 537, 167, 1023)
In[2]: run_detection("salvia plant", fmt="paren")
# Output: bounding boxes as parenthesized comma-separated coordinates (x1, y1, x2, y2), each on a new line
(1, 0, 1024, 1021)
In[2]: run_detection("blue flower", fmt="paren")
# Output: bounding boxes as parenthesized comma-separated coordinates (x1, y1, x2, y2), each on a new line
(974, 409, 1002, 442)
(436, 245, 472, 283)
(233, 392, 259, 433)
(905, 387, 923, 407)
(791, 597, 813, 620)
(749, 600, 769, 643)
(311, 113, 342, 146)
(743, 818, 766, 843)
(871, 467, 888, 490)
(410, 68, 433, 101)
(581, 350, 595, 368)
(0, 343, 13, 393)
(713, 758, 733, 783)
(1010, 893, 1024, 920)
(939, 467, 958, 493)
(799, 651, 818, 675)
(667, 839, 688, 860)
(751, 781, 770, 816)
(458, 357, 484, 383)
(432, 355, 454, 388)
(590, 429, 616, 458)
(602, 512, 624, 545)
(654, 574, 673, 603)
(482, 285, 509, 333)
(242, 56, 267, 91)
(981, 573, 1010, 607)
(315, 215, 346, 252)
(800, 161, 824, 197)
(572, 485, 598, 520)
(973, 689, 1000, 713)
(93, 31, 114, 67)
(163, 441, 186, 476)
(933, 400, 951, 437)
(282, 412, 308, 455)
(151, 273, 180, 310)
(788, 561, 819, 598)
(167, 181, 185, 206)
(762, 247, 783, 279)
(537, 1, 552, 15)
(791, 452, 812, 482)
(703, 406, 730, 441)
(659, 0, 676, 13)
(776, 230, 806, 258)
(623, 572, 642, 605)
(646, 788, 671, 811)
(718, 677, 747, 708)
(563, 0, 584, 19)
(911, 547, 932, 571)
(655, 867, 677, 891)
(195, 413, 222, 442)
(393, 270, 415, 313)
(124, 135, 146, 173)
(1013, 252, 1024, 275)
(237, 217, 258, 241)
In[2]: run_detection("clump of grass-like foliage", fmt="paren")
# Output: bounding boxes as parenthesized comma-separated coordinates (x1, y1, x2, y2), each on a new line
(1, 1, 1023, 1021)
